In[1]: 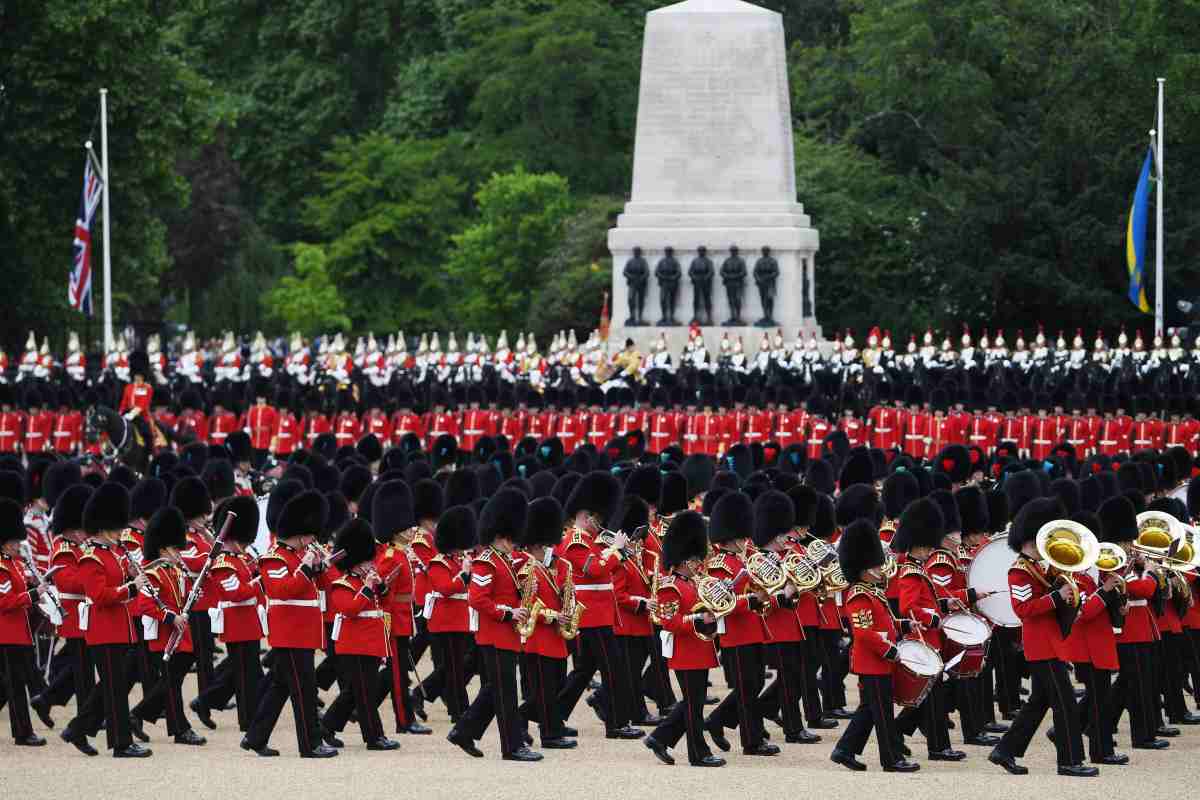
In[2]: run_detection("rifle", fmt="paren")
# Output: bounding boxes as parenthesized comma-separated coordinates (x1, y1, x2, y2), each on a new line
(165, 511, 236, 658)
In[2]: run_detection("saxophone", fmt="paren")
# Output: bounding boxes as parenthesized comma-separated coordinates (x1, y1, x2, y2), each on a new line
(558, 565, 585, 640)
(515, 563, 547, 644)
(648, 549, 663, 625)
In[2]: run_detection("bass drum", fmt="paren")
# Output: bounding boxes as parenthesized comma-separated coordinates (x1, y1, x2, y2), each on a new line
(967, 538, 1020, 628)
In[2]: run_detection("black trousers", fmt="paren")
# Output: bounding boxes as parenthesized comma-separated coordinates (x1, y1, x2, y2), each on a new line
(124, 636, 159, 698)
(951, 674, 983, 740)
(1186, 629, 1200, 708)
(373, 635, 412, 730)
(458, 644, 522, 757)
(641, 626, 676, 712)
(799, 626, 825, 721)
(836, 675, 903, 767)
(1110, 641, 1158, 745)
(519, 652, 567, 741)
(324, 654, 384, 742)
(44, 637, 95, 709)
(818, 628, 847, 711)
(995, 658, 1084, 767)
(427, 632, 471, 721)
(66, 642, 133, 750)
(1160, 632, 1189, 723)
(245, 647, 321, 755)
(758, 640, 809, 735)
(993, 627, 1024, 714)
(707, 642, 766, 750)
(978, 660, 998, 725)
(896, 674, 951, 753)
(1073, 663, 1115, 762)
(188, 611, 214, 696)
(619, 634, 653, 720)
(650, 668, 712, 764)
(0, 644, 34, 739)
(556, 625, 632, 731)
(196, 640, 261, 731)
(132, 651, 195, 736)
(315, 623, 340, 692)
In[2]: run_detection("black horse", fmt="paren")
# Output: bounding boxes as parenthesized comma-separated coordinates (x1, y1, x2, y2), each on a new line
(84, 406, 169, 473)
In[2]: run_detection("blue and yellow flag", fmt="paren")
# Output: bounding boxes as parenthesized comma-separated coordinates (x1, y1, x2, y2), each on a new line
(1126, 148, 1154, 313)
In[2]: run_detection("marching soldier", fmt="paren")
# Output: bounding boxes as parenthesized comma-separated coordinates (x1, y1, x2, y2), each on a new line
(830, 518, 919, 772)
(989, 497, 1095, 776)
(426, 505, 476, 724)
(643, 511, 725, 768)
(0, 499, 45, 746)
(448, 488, 541, 761)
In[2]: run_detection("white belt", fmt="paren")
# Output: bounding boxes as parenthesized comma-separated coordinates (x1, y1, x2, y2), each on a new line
(576, 583, 613, 591)
(875, 428, 892, 433)
(78, 600, 92, 630)
(267, 598, 321, 608)
(1128, 600, 1148, 607)
(464, 429, 485, 435)
(59, 592, 85, 601)
(215, 598, 258, 635)
(219, 598, 257, 610)
(422, 591, 468, 619)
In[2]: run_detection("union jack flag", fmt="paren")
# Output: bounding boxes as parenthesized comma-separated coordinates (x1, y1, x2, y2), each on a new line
(69, 156, 102, 315)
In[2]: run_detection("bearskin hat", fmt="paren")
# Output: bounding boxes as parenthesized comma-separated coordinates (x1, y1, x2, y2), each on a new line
(625, 465, 663, 507)
(143, 507, 188, 561)
(83, 481, 131, 534)
(412, 478, 444, 523)
(479, 488, 528, 547)
(266, 479, 305, 531)
(702, 487, 728, 517)
(805, 459, 836, 496)
(882, 470, 920, 520)
(522, 496, 565, 549)
(550, 472, 581, 508)
(1007, 497, 1065, 553)
(618, 495, 650, 537)
(683, 454, 718, 498)
(837, 519, 886, 584)
(0, 499, 25, 543)
(530, 470, 557, 500)
(720, 446, 752, 482)
(752, 490, 795, 548)
(838, 449, 875, 490)
(709, 491, 752, 544)
(333, 518, 377, 569)
(933, 445, 971, 484)
(445, 469, 481, 509)
(954, 486, 989, 535)
(130, 478, 168, 521)
(836, 484, 880, 528)
(276, 489, 329, 541)
(214, 495, 260, 546)
(431, 434, 458, 472)
(658, 471, 688, 516)
(787, 485, 819, 529)
(107, 464, 137, 491)
(928, 489, 961, 534)
(891, 497, 944, 553)
(1116, 461, 1141, 493)
(475, 464, 501, 499)
(435, 505, 478, 553)
(181, 441, 208, 473)
(372, 480, 415, 542)
(356, 434, 383, 465)
(564, 471, 622, 526)
(51, 484, 92, 536)
(225, 431, 252, 464)
(710, 470, 741, 493)
(1078, 476, 1103, 514)
(1049, 478, 1081, 516)
(811, 494, 836, 541)
(662, 510, 707, 568)
(1002, 470, 1042, 517)
(201, 459, 236, 502)
(322, 492, 350, 544)
(338, 465, 371, 505)
(170, 475, 212, 520)
(44, 461, 82, 510)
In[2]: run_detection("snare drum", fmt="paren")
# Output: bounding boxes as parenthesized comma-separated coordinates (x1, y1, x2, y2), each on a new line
(893, 639, 943, 708)
(941, 611, 991, 678)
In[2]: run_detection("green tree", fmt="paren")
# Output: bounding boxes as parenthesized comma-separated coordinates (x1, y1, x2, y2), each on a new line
(301, 133, 474, 332)
(446, 168, 573, 332)
(0, 0, 215, 350)
(264, 243, 351, 335)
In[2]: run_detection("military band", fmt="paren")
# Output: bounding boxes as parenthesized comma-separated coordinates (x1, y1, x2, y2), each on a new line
(4, 406, 1200, 785)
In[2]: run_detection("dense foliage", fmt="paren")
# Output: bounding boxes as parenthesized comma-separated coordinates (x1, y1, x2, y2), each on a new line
(3, 0, 1198, 351)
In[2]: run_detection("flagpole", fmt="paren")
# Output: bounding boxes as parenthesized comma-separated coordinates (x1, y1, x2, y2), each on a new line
(100, 88, 114, 352)
(1154, 78, 1165, 338)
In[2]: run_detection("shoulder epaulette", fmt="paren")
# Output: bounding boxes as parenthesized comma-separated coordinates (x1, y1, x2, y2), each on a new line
(926, 551, 956, 570)
(213, 554, 235, 570)
(475, 550, 496, 565)
(79, 546, 103, 565)
(898, 562, 925, 579)
(658, 575, 677, 588)
(431, 554, 452, 569)
(705, 552, 728, 571)
(568, 528, 588, 546)
(332, 575, 356, 590)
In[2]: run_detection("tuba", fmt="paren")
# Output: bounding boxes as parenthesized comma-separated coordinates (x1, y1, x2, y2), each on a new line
(1094, 541, 1129, 628)
(557, 566, 585, 640)
(1036, 518, 1100, 608)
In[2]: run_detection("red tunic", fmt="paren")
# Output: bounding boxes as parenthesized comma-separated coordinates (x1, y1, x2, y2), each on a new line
(868, 406, 904, 451)
(330, 573, 387, 657)
(133, 563, 193, 653)
(373, 542, 415, 638)
(0, 411, 24, 453)
(52, 410, 83, 454)
(1061, 572, 1118, 670)
(845, 584, 899, 676)
(425, 552, 470, 633)
(614, 552, 654, 637)
(78, 542, 136, 646)
(656, 574, 719, 670)
(513, 552, 568, 659)
(246, 405, 278, 451)
(557, 526, 619, 629)
(897, 563, 943, 649)
(704, 549, 765, 647)
(119, 383, 153, 415)
(1008, 556, 1065, 662)
(303, 414, 332, 448)
(24, 410, 53, 453)
(212, 551, 263, 643)
(260, 542, 324, 650)
(586, 411, 616, 450)
(468, 547, 522, 652)
(50, 540, 86, 639)
(0, 554, 33, 645)
(273, 411, 301, 455)
(208, 410, 238, 446)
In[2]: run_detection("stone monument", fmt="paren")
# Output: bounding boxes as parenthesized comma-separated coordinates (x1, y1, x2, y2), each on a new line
(608, 0, 821, 355)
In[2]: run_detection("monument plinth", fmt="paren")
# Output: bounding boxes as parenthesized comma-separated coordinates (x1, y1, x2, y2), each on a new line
(608, 0, 820, 356)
